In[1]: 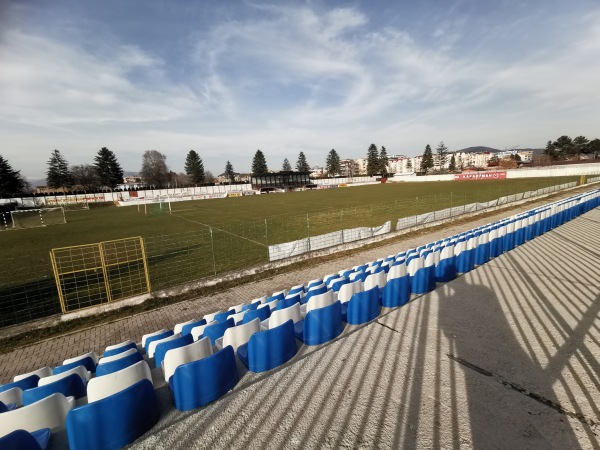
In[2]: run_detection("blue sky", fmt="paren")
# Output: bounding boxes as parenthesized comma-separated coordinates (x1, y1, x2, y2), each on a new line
(1, 0, 600, 180)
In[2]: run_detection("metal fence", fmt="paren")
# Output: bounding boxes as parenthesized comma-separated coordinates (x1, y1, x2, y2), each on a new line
(0, 179, 588, 327)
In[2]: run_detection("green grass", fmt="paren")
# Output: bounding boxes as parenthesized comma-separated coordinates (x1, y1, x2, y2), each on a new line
(0, 176, 580, 326)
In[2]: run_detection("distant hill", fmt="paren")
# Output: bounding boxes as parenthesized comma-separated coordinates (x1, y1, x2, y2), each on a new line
(27, 177, 47, 188)
(457, 146, 501, 153)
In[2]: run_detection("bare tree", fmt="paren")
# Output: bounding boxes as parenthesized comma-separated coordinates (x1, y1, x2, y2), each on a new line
(140, 150, 169, 187)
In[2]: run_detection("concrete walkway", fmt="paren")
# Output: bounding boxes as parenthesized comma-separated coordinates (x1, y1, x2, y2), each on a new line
(1, 190, 599, 449)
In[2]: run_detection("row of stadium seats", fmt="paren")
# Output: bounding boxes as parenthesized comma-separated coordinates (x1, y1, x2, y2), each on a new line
(1, 188, 598, 450)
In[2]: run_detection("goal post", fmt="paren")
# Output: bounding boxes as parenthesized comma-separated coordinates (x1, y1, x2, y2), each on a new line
(11, 207, 67, 229)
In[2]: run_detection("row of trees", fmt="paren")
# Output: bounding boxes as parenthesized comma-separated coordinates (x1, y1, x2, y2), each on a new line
(544, 135, 600, 161)
(420, 142, 449, 173)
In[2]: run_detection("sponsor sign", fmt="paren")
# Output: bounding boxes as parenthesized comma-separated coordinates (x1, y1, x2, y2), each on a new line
(228, 192, 242, 197)
(454, 171, 507, 180)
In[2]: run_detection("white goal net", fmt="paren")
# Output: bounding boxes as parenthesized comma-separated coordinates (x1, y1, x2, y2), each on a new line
(10, 207, 67, 229)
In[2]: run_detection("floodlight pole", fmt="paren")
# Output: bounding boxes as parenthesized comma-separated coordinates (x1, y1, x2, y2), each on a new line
(168, 192, 172, 214)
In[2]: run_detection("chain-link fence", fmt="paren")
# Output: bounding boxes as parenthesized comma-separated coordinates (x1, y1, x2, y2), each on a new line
(0, 178, 591, 327)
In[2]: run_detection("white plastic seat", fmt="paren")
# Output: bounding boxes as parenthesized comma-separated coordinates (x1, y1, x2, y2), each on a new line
(147, 333, 181, 359)
(306, 278, 323, 288)
(261, 303, 303, 330)
(215, 318, 261, 352)
(13, 366, 52, 382)
(326, 276, 344, 288)
(228, 303, 245, 313)
(190, 321, 217, 342)
(162, 337, 213, 382)
(271, 289, 287, 298)
(258, 298, 278, 312)
(364, 271, 387, 291)
(251, 296, 267, 304)
(38, 365, 91, 386)
(229, 310, 247, 324)
(141, 329, 169, 349)
(63, 351, 99, 366)
(0, 387, 23, 407)
(203, 311, 222, 323)
(86, 361, 152, 403)
(173, 319, 197, 335)
(97, 348, 139, 365)
(301, 290, 334, 317)
(307, 282, 326, 292)
(338, 280, 363, 304)
(0, 393, 75, 436)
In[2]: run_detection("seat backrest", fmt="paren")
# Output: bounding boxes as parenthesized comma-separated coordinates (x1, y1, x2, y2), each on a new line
(0, 392, 74, 435)
(0, 428, 51, 450)
(221, 318, 261, 352)
(337, 280, 363, 304)
(173, 318, 197, 335)
(276, 295, 301, 311)
(87, 360, 152, 403)
(103, 340, 137, 358)
(39, 364, 91, 386)
(306, 278, 323, 289)
(202, 318, 235, 345)
(191, 321, 216, 341)
(387, 263, 407, 280)
(330, 277, 350, 292)
(14, 366, 52, 382)
(141, 329, 169, 349)
(227, 303, 245, 313)
(63, 351, 99, 366)
(95, 352, 144, 377)
(258, 298, 278, 311)
(251, 296, 267, 304)
(148, 332, 181, 359)
(364, 271, 386, 291)
(162, 337, 213, 382)
(23, 373, 87, 405)
(228, 310, 247, 325)
(154, 334, 194, 370)
(0, 374, 39, 395)
(241, 306, 271, 324)
(306, 289, 334, 314)
(180, 318, 207, 336)
(269, 303, 303, 329)
(203, 311, 222, 323)
(0, 387, 23, 407)
(98, 348, 139, 366)
(407, 256, 423, 276)
(288, 284, 305, 295)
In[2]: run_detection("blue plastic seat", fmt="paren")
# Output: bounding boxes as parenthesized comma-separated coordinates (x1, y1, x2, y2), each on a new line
(241, 306, 271, 324)
(96, 352, 144, 377)
(180, 318, 207, 336)
(0, 428, 51, 450)
(169, 346, 239, 411)
(288, 285, 306, 296)
(143, 330, 174, 354)
(66, 379, 159, 450)
(304, 284, 327, 304)
(0, 374, 40, 394)
(341, 287, 381, 325)
(0, 400, 17, 412)
(330, 277, 350, 292)
(22, 374, 87, 406)
(300, 301, 345, 345)
(381, 266, 411, 308)
(266, 291, 286, 303)
(240, 302, 259, 312)
(275, 296, 301, 311)
(103, 342, 137, 358)
(237, 320, 298, 372)
(154, 334, 193, 369)
(435, 244, 457, 282)
(213, 311, 235, 324)
(202, 318, 235, 345)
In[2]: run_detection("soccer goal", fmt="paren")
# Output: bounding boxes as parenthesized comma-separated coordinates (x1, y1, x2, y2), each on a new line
(11, 207, 67, 229)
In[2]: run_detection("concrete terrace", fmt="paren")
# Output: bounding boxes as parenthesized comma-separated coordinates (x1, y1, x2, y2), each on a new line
(1, 188, 599, 449)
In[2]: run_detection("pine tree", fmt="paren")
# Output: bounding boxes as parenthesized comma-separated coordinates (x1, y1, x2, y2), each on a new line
(325, 149, 341, 176)
(184, 150, 205, 185)
(296, 152, 310, 172)
(366, 143, 380, 176)
(379, 146, 389, 175)
(224, 160, 235, 182)
(94, 147, 124, 189)
(420, 145, 434, 173)
(449, 154, 456, 172)
(0, 155, 26, 197)
(282, 158, 292, 171)
(47, 149, 73, 189)
(251, 150, 268, 175)
(436, 141, 449, 171)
